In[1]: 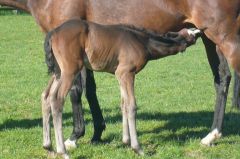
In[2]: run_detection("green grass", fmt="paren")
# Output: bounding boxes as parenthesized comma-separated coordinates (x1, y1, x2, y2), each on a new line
(0, 15, 240, 159)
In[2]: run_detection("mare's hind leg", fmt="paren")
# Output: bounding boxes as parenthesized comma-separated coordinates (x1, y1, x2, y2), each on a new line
(65, 73, 85, 150)
(116, 68, 143, 155)
(232, 72, 240, 108)
(200, 35, 231, 146)
(49, 74, 75, 159)
(42, 76, 55, 150)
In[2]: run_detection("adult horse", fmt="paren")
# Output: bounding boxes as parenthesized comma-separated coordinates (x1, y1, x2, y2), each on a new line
(0, 0, 238, 150)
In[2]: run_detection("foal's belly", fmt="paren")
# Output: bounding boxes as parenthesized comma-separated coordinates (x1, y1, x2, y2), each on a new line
(83, 48, 118, 74)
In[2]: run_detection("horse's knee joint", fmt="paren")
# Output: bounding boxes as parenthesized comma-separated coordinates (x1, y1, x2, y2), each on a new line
(41, 90, 48, 101)
(127, 105, 137, 114)
(70, 86, 82, 103)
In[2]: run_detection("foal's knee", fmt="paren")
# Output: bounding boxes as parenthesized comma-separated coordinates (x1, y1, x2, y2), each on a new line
(41, 91, 46, 101)
(70, 85, 82, 103)
(127, 104, 137, 118)
(41, 90, 50, 112)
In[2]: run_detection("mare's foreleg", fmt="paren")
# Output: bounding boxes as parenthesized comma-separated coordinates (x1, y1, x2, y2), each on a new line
(201, 35, 231, 146)
(85, 69, 106, 142)
(65, 73, 85, 149)
(116, 68, 143, 155)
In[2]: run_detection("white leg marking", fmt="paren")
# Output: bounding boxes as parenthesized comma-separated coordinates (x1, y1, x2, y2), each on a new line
(201, 129, 222, 146)
(64, 139, 77, 150)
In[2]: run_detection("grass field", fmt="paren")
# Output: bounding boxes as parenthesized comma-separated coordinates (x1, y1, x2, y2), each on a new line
(0, 15, 240, 159)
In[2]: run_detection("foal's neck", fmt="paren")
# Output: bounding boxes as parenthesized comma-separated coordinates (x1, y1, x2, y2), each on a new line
(146, 38, 185, 60)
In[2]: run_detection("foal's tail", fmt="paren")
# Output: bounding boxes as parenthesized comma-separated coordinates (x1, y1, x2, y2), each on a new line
(44, 31, 60, 76)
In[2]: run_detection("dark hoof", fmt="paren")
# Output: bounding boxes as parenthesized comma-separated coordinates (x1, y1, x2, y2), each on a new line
(43, 144, 53, 151)
(91, 126, 105, 143)
(91, 138, 103, 144)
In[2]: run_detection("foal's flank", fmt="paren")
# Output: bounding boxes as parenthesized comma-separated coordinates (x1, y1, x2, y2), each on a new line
(43, 19, 200, 157)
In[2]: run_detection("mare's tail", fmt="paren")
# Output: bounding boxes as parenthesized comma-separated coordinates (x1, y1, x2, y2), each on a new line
(44, 30, 60, 76)
(0, 0, 30, 12)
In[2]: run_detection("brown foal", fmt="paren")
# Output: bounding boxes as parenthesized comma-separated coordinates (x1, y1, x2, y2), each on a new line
(43, 19, 201, 158)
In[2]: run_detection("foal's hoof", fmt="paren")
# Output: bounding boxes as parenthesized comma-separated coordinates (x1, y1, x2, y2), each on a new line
(200, 129, 222, 146)
(122, 139, 130, 146)
(61, 153, 70, 159)
(64, 139, 77, 150)
(47, 151, 57, 158)
(132, 147, 144, 156)
(43, 143, 53, 151)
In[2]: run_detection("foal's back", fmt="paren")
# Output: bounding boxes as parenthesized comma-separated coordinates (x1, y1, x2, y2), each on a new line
(86, 22, 149, 73)
(50, 19, 149, 74)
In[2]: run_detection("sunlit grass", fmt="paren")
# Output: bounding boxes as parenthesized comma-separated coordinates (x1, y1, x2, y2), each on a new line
(0, 15, 239, 159)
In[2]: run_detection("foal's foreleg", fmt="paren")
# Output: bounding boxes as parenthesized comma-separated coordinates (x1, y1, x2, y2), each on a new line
(120, 88, 130, 145)
(42, 76, 55, 150)
(116, 70, 143, 155)
(49, 74, 75, 159)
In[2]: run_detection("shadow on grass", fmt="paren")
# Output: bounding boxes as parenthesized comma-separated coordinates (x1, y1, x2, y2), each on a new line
(1, 109, 239, 138)
(0, 109, 239, 156)
(0, 112, 73, 130)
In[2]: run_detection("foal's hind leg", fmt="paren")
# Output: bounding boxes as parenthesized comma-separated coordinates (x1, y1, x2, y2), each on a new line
(49, 74, 75, 159)
(201, 35, 231, 146)
(116, 68, 143, 155)
(42, 76, 55, 150)
(65, 73, 85, 150)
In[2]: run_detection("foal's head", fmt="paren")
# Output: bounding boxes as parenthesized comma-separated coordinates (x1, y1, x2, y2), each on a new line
(146, 28, 201, 59)
(178, 28, 201, 46)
